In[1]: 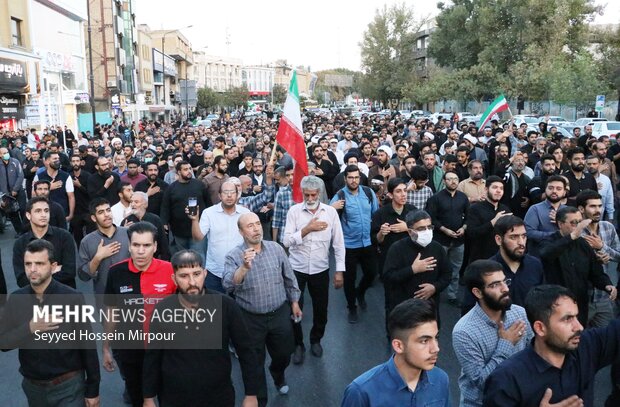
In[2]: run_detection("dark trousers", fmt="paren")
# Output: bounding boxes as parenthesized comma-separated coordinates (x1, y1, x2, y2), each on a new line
(114, 349, 145, 407)
(241, 303, 294, 407)
(293, 269, 329, 347)
(22, 371, 85, 407)
(70, 212, 94, 246)
(344, 246, 376, 310)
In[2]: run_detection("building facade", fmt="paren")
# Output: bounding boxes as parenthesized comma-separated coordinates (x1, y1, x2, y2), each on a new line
(193, 52, 242, 92)
(242, 65, 274, 98)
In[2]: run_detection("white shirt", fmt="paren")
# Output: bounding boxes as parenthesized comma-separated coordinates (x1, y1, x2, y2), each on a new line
(111, 201, 131, 226)
(283, 202, 346, 274)
(595, 173, 615, 220)
(337, 139, 358, 154)
(199, 203, 250, 277)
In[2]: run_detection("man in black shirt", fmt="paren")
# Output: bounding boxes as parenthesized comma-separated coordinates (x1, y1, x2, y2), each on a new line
(22, 148, 43, 199)
(484, 285, 620, 407)
(0, 239, 100, 407)
(426, 171, 469, 305)
(87, 156, 121, 205)
(135, 161, 167, 216)
(383, 210, 451, 323)
(143, 250, 259, 407)
(69, 154, 92, 244)
(122, 191, 169, 261)
(465, 176, 511, 266)
(13, 197, 76, 288)
(32, 181, 67, 230)
(160, 161, 208, 255)
(563, 147, 597, 207)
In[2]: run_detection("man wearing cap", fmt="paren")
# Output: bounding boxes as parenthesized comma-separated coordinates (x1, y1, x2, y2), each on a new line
(328, 137, 344, 166)
(463, 134, 489, 171)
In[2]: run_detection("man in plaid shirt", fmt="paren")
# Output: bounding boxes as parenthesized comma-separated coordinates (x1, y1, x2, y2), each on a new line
(272, 167, 294, 244)
(406, 166, 434, 210)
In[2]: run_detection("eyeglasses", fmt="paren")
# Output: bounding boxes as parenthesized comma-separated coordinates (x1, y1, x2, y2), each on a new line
(410, 225, 434, 232)
(485, 278, 512, 290)
(221, 190, 237, 196)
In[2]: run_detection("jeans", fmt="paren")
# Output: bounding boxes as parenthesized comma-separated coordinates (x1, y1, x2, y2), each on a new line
(588, 297, 614, 328)
(292, 269, 329, 346)
(442, 243, 465, 300)
(241, 303, 294, 407)
(22, 371, 85, 407)
(344, 246, 376, 310)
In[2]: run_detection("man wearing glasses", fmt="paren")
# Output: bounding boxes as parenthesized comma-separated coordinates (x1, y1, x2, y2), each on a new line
(539, 206, 616, 327)
(453, 259, 532, 407)
(383, 209, 451, 330)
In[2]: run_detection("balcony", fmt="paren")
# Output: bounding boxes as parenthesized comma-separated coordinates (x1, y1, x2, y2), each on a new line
(116, 16, 124, 36)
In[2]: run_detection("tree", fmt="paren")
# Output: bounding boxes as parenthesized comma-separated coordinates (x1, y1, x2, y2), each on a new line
(196, 87, 220, 113)
(359, 4, 427, 107)
(595, 25, 620, 119)
(221, 86, 249, 109)
(272, 84, 287, 105)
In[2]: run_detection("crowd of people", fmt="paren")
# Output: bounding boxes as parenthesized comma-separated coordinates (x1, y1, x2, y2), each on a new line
(1, 109, 620, 406)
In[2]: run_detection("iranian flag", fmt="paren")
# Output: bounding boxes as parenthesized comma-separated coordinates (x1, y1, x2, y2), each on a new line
(478, 94, 510, 130)
(275, 71, 308, 203)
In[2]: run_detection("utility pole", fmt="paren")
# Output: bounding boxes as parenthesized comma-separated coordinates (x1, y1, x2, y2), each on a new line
(86, 0, 96, 131)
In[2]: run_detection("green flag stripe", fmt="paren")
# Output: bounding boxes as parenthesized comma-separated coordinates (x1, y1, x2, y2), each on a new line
(478, 95, 507, 127)
(288, 71, 299, 103)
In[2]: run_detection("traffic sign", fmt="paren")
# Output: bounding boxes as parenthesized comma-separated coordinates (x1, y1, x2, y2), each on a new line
(596, 95, 605, 112)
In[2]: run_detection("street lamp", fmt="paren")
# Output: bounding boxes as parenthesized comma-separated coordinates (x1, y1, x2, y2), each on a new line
(161, 25, 192, 116)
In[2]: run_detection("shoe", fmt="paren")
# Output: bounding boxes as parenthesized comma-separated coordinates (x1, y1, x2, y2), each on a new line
(276, 380, 289, 395)
(310, 343, 323, 358)
(292, 345, 305, 365)
(357, 293, 367, 310)
(348, 309, 359, 324)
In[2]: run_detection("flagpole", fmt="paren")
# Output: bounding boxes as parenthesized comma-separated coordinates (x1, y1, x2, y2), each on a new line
(270, 140, 279, 165)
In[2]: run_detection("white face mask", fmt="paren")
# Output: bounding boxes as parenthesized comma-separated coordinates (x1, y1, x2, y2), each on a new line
(414, 230, 433, 247)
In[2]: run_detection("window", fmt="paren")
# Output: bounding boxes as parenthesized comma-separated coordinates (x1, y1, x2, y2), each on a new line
(11, 17, 23, 46)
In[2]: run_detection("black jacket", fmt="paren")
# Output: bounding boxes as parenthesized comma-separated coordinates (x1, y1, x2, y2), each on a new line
(465, 200, 510, 264)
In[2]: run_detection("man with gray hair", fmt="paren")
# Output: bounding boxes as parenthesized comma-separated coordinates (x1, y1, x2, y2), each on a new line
(283, 175, 345, 364)
(121, 191, 169, 260)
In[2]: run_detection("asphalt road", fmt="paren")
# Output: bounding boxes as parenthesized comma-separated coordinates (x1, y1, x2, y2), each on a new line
(0, 227, 613, 406)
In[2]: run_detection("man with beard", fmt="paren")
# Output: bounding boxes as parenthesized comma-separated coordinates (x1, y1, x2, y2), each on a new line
(120, 158, 146, 188)
(135, 161, 168, 216)
(539, 206, 616, 327)
(591, 141, 618, 196)
(332, 152, 369, 192)
(399, 155, 417, 182)
(453, 260, 532, 407)
(458, 160, 486, 204)
(203, 155, 229, 206)
(564, 147, 597, 207)
(574, 190, 620, 328)
(88, 155, 121, 205)
(528, 154, 557, 204)
(23, 148, 43, 199)
(187, 181, 249, 293)
(484, 285, 620, 407)
(122, 191, 170, 261)
(585, 155, 614, 221)
(465, 176, 511, 265)
(337, 128, 358, 154)
(368, 145, 397, 188)
(578, 124, 596, 154)
(524, 175, 567, 258)
(498, 152, 531, 219)
(358, 141, 380, 169)
(426, 171, 470, 306)
(142, 250, 259, 407)
(69, 154, 92, 243)
(310, 144, 338, 197)
(33, 150, 75, 223)
(421, 151, 444, 193)
(283, 176, 345, 364)
(161, 161, 208, 254)
(455, 146, 471, 181)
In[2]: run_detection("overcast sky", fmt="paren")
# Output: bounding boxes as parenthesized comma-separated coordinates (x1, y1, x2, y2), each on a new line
(134, 0, 620, 72)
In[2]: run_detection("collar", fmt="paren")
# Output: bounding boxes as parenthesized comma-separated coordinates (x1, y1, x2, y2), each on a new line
(526, 343, 567, 373)
(127, 258, 157, 274)
(26, 278, 61, 297)
(216, 203, 244, 214)
(302, 202, 325, 213)
(386, 355, 431, 391)
(28, 226, 53, 239)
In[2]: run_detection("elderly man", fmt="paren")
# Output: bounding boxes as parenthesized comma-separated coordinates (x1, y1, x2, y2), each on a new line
(283, 175, 345, 364)
(121, 191, 169, 261)
(223, 213, 301, 407)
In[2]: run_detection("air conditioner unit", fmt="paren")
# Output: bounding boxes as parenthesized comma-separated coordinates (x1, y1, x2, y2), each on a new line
(106, 80, 117, 88)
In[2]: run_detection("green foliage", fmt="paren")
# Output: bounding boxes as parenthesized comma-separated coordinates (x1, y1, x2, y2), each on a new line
(196, 87, 219, 112)
(359, 3, 426, 106)
(220, 86, 249, 109)
(272, 84, 287, 105)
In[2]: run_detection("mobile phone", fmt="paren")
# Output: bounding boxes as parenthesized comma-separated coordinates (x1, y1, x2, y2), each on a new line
(188, 197, 198, 216)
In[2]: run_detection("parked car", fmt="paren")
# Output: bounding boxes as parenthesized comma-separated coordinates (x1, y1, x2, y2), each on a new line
(592, 121, 620, 138)
(572, 117, 608, 133)
(511, 115, 540, 127)
(539, 116, 572, 127)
